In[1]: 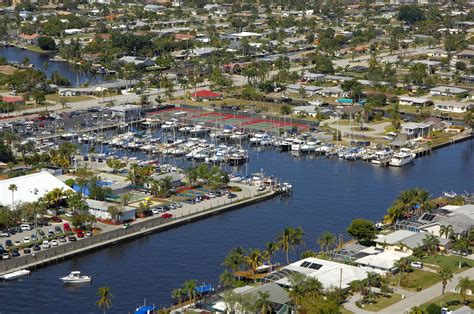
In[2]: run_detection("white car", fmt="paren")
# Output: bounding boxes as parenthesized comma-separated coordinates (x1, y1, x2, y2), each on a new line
(23, 237, 31, 244)
(42, 240, 50, 248)
(151, 208, 160, 215)
(50, 240, 58, 246)
(206, 193, 216, 198)
(2, 253, 10, 260)
(410, 261, 423, 269)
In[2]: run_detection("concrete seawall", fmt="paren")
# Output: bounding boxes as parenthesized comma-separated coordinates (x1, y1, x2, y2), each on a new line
(0, 190, 276, 276)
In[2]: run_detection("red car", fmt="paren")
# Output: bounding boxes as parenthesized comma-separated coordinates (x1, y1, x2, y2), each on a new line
(76, 231, 85, 238)
(51, 216, 62, 223)
(63, 223, 71, 232)
(161, 213, 173, 219)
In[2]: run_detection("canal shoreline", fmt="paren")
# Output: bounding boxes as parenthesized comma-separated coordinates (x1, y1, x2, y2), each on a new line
(0, 189, 277, 277)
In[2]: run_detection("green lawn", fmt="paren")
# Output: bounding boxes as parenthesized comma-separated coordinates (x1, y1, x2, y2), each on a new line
(422, 255, 473, 273)
(339, 306, 354, 314)
(421, 292, 474, 311)
(361, 293, 403, 312)
(390, 270, 440, 290)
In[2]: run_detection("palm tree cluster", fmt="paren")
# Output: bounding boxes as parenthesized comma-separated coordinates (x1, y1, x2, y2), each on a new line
(171, 280, 198, 305)
(276, 227, 305, 264)
(96, 286, 113, 314)
(385, 188, 431, 225)
(185, 163, 229, 189)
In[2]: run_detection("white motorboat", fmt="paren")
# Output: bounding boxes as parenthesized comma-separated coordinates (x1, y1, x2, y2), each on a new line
(390, 148, 416, 167)
(371, 148, 393, 165)
(60, 271, 92, 284)
(1, 269, 31, 280)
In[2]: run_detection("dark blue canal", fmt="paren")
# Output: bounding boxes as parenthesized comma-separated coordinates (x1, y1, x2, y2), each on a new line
(0, 140, 472, 313)
(0, 47, 103, 86)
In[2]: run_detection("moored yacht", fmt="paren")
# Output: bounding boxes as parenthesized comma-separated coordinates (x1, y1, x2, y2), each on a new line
(390, 148, 415, 167)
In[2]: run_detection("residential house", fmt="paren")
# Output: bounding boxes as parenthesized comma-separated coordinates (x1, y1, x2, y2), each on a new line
(399, 96, 433, 107)
(317, 86, 345, 98)
(18, 33, 41, 45)
(434, 101, 473, 113)
(119, 56, 156, 67)
(1, 96, 25, 106)
(213, 283, 291, 313)
(430, 86, 468, 97)
(401, 122, 431, 140)
(261, 257, 379, 289)
(286, 84, 321, 96)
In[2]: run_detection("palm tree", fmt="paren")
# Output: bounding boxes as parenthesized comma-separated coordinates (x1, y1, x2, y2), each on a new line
(291, 227, 305, 258)
(171, 288, 184, 304)
(107, 205, 122, 223)
(96, 286, 113, 314)
(394, 258, 410, 287)
(263, 242, 278, 267)
(8, 184, 17, 211)
(317, 231, 336, 255)
(455, 277, 473, 303)
(438, 266, 453, 306)
(439, 225, 454, 239)
(245, 249, 263, 276)
(255, 291, 272, 314)
(422, 234, 440, 260)
(223, 247, 246, 273)
(276, 227, 293, 265)
(183, 280, 197, 301)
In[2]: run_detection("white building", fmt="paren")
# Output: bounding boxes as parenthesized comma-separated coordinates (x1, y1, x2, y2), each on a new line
(399, 96, 432, 107)
(355, 250, 410, 273)
(430, 86, 468, 97)
(86, 199, 135, 223)
(262, 257, 380, 289)
(0, 172, 72, 208)
(434, 102, 473, 113)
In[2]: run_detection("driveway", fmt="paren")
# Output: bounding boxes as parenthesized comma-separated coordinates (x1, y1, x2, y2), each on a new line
(380, 267, 474, 313)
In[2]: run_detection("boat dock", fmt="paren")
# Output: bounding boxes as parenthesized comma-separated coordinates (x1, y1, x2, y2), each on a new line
(412, 132, 473, 158)
(0, 188, 278, 277)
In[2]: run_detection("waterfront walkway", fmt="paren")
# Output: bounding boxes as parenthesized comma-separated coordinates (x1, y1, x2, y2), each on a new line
(0, 184, 276, 276)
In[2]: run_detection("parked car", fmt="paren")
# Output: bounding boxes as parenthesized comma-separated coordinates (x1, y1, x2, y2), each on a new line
(161, 213, 173, 219)
(227, 193, 237, 199)
(76, 231, 85, 238)
(14, 240, 21, 246)
(11, 250, 20, 257)
(206, 193, 216, 198)
(23, 237, 31, 244)
(50, 216, 62, 223)
(0, 230, 11, 237)
(58, 236, 67, 243)
(257, 185, 266, 192)
(171, 202, 182, 208)
(67, 235, 77, 241)
(410, 261, 423, 269)
(20, 224, 32, 231)
(2, 252, 10, 259)
(33, 244, 41, 251)
(85, 231, 92, 237)
(5, 240, 13, 247)
(23, 248, 32, 254)
(63, 223, 71, 232)
(201, 194, 210, 200)
(54, 226, 62, 234)
(50, 240, 58, 246)
(122, 223, 132, 230)
(151, 208, 160, 215)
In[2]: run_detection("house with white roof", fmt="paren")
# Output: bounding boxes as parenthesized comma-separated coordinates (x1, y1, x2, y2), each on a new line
(261, 257, 379, 289)
(399, 96, 433, 107)
(430, 86, 468, 97)
(355, 250, 410, 273)
(434, 101, 473, 113)
(0, 172, 72, 208)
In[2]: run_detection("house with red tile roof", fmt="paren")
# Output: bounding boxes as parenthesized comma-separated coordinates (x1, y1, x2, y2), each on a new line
(2, 96, 25, 106)
(18, 33, 41, 45)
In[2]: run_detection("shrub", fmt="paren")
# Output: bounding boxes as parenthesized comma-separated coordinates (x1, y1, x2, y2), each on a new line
(38, 36, 57, 50)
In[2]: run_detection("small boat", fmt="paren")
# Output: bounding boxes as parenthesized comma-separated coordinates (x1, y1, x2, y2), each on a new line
(1, 269, 31, 280)
(443, 191, 457, 198)
(60, 271, 92, 284)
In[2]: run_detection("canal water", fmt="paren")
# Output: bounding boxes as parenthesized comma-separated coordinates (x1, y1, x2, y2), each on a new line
(0, 46, 103, 86)
(0, 140, 472, 313)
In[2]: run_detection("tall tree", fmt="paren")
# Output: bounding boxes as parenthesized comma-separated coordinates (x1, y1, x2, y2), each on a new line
(96, 287, 113, 314)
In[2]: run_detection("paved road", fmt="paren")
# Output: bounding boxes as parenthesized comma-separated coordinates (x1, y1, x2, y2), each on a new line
(380, 267, 474, 313)
(328, 119, 391, 139)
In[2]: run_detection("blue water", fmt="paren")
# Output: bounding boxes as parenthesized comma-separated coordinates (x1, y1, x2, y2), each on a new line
(0, 46, 103, 86)
(0, 140, 472, 313)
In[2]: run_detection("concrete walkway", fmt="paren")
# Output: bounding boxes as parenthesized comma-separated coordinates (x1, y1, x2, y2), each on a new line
(343, 293, 372, 314)
(380, 267, 474, 313)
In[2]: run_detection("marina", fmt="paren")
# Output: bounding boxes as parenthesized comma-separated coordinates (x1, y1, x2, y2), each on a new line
(0, 139, 472, 312)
